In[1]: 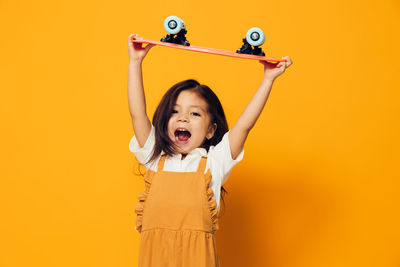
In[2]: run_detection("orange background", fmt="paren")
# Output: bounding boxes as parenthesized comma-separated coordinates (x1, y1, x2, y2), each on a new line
(1, 0, 399, 266)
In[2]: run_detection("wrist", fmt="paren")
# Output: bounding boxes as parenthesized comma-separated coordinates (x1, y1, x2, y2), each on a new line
(129, 59, 143, 66)
(262, 76, 275, 83)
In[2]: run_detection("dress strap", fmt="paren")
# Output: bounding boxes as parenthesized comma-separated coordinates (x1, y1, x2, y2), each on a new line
(197, 157, 208, 174)
(157, 155, 167, 172)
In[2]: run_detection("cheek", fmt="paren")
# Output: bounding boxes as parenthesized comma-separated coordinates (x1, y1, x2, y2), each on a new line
(197, 121, 211, 135)
(167, 116, 175, 126)
(167, 119, 174, 135)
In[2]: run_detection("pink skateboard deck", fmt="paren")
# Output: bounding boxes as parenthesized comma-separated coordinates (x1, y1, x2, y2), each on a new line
(131, 37, 286, 63)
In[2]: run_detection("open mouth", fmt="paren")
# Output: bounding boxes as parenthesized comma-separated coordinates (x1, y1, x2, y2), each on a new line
(174, 128, 191, 145)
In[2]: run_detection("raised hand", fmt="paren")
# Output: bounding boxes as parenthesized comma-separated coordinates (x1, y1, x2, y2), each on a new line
(259, 56, 293, 81)
(128, 33, 155, 63)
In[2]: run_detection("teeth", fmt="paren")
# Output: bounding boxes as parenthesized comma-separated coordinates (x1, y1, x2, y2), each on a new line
(174, 128, 191, 137)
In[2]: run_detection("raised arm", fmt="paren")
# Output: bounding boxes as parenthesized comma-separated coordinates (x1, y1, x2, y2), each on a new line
(229, 57, 293, 159)
(127, 34, 155, 147)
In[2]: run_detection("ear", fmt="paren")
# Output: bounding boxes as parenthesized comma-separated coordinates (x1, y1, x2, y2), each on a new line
(206, 123, 217, 140)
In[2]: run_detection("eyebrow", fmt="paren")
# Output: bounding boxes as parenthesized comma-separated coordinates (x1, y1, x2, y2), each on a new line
(174, 104, 206, 112)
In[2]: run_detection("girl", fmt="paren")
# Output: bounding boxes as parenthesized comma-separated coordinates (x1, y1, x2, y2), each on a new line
(127, 33, 292, 267)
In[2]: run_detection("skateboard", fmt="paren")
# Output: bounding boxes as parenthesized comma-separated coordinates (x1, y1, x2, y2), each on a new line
(131, 16, 286, 63)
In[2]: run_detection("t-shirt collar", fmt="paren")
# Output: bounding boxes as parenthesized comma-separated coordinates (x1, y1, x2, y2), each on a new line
(161, 147, 208, 158)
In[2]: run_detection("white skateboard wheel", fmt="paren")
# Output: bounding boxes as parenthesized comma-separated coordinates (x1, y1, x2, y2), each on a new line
(164, 16, 185, 35)
(246, 27, 265, 46)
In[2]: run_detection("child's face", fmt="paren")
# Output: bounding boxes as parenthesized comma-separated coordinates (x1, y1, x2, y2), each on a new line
(167, 90, 217, 155)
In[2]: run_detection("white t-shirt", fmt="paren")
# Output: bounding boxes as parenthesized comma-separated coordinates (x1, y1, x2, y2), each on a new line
(129, 125, 244, 211)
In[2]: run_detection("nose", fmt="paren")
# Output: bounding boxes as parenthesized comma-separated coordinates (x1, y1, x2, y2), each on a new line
(177, 113, 189, 122)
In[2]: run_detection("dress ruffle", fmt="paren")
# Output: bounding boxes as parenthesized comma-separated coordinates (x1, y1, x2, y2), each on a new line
(134, 172, 152, 233)
(205, 172, 219, 233)
(135, 169, 219, 234)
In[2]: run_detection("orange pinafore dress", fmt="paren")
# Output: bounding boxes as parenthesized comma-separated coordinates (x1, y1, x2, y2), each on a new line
(134, 155, 220, 267)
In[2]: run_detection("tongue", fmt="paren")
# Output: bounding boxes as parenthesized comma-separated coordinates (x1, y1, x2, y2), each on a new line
(177, 131, 190, 141)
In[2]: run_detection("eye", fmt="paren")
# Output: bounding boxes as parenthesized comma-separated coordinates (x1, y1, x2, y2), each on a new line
(191, 112, 201, 116)
(171, 109, 178, 114)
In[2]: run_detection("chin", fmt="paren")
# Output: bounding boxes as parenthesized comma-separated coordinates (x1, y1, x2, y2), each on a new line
(175, 145, 192, 154)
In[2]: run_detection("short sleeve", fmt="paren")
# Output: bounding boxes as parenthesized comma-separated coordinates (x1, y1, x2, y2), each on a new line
(129, 125, 156, 169)
(208, 130, 244, 185)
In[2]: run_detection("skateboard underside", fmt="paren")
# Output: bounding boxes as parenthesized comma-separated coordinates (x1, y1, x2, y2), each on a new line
(131, 38, 286, 63)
